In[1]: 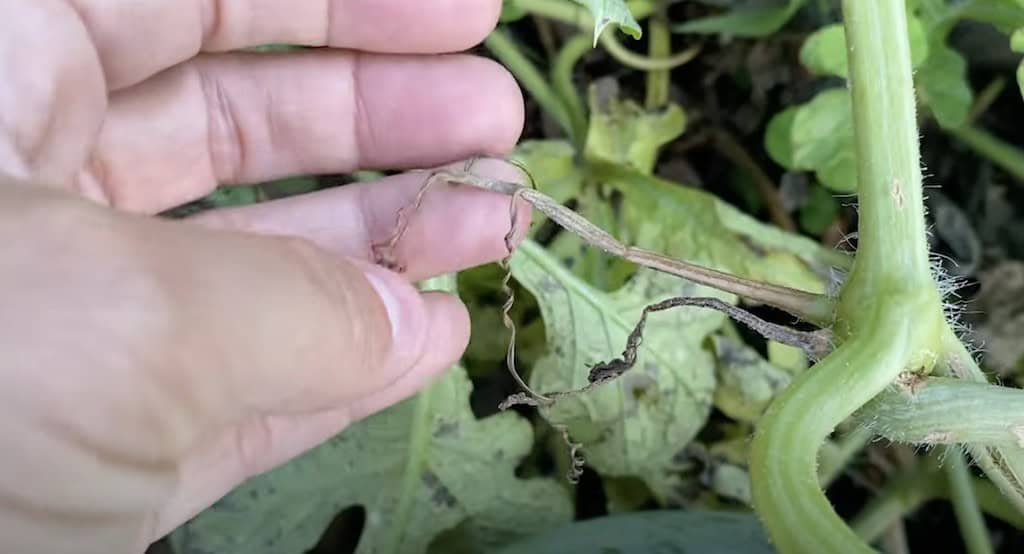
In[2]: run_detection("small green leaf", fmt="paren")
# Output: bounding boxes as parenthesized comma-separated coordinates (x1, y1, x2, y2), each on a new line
(495, 510, 774, 554)
(916, 41, 974, 128)
(674, 0, 806, 38)
(799, 19, 928, 78)
(171, 361, 572, 554)
(764, 107, 798, 169)
(799, 24, 849, 78)
(570, 0, 642, 45)
(798, 183, 841, 236)
(1012, 27, 1024, 52)
(583, 81, 687, 174)
(790, 88, 859, 194)
(815, 149, 858, 195)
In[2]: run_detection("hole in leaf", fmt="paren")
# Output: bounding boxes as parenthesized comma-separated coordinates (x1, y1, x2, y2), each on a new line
(574, 467, 609, 520)
(306, 505, 366, 554)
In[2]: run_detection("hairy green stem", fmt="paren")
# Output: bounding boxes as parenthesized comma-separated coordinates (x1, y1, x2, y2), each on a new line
(750, 2, 945, 552)
(485, 29, 575, 140)
(939, 330, 1024, 514)
(946, 447, 995, 554)
(949, 125, 1024, 183)
(751, 304, 932, 553)
(855, 377, 1024, 448)
(551, 34, 591, 146)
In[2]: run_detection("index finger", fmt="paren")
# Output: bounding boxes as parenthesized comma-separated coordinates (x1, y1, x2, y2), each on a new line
(69, 0, 503, 89)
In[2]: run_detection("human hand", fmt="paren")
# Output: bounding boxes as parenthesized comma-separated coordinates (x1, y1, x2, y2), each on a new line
(0, 1, 525, 553)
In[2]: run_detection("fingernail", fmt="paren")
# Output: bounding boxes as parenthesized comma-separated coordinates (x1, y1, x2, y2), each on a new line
(363, 265, 416, 346)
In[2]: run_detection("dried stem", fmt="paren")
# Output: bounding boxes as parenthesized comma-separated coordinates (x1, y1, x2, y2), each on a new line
(374, 165, 835, 325)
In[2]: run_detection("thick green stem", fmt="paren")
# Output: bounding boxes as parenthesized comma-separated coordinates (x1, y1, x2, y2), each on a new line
(750, 302, 932, 553)
(854, 377, 1024, 448)
(750, 2, 946, 552)
(839, 1, 934, 311)
(485, 30, 575, 140)
(940, 330, 1024, 515)
(946, 447, 995, 554)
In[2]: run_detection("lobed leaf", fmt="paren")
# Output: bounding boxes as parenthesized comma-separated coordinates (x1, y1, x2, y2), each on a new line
(170, 362, 572, 554)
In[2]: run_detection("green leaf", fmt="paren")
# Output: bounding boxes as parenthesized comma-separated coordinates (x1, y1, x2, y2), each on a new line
(570, 0, 642, 45)
(789, 88, 859, 194)
(916, 41, 974, 128)
(170, 363, 572, 554)
(674, 0, 806, 38)
(799, 19, 928, 78)
(502, 147, 836, 485)
(799, 24, 849, 77)
(510, 239, 720, 477)
(495, 510, 774, 554)
(798, 183, 841, 236)
(584, 81, 687, 174)
(546, 186, 638, 291)
(1013, 27, 1024, 52)
(764, 107, 798, 169)
(711, 335, 792, 423)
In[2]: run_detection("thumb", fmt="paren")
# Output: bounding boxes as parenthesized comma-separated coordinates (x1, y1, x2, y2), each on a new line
(140, 211, 470, 444)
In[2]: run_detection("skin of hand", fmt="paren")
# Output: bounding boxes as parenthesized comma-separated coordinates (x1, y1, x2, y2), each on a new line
(0, 1, 528, 552)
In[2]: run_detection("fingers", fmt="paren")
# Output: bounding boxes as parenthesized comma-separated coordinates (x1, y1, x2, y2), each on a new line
(68, 0, 504, 90)
(75, 51, 524, 213)
(190, 166, 533, 283)
(154, 292, 467, 539)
